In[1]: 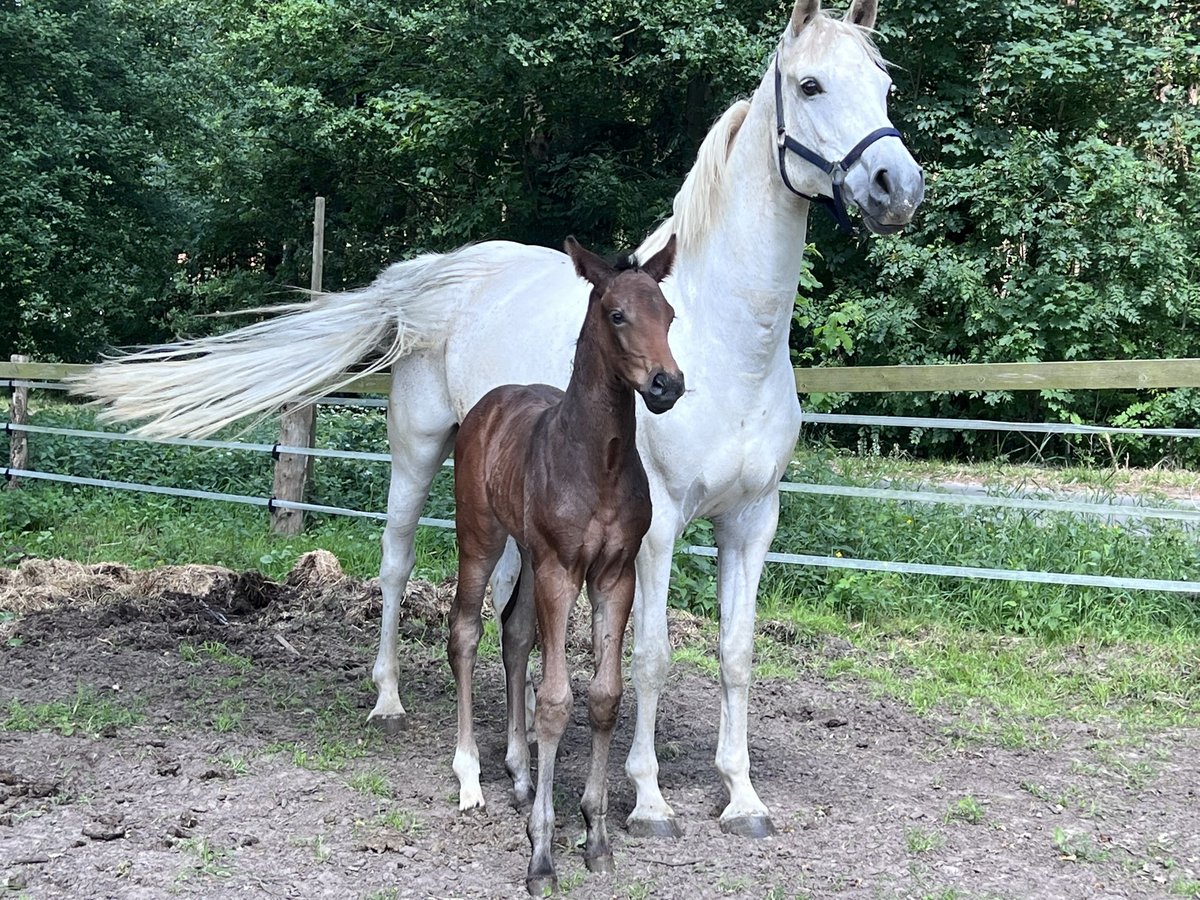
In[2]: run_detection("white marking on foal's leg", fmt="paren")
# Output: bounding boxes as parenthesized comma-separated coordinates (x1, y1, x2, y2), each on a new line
(453, 745, 485, 810)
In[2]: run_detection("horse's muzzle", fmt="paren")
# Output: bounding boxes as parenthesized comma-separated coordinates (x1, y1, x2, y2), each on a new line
(642, 370, 685, 414)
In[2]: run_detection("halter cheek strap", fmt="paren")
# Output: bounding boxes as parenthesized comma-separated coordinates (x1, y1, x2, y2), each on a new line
(773, 51, 901, 234)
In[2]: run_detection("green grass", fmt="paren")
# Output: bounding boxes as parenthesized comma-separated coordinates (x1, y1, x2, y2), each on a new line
(373, 808, 426, 836)
(173, 836, 233, 880)
(944, 796, 986, 825)
(348, 770, 392, 799)
(905, 827, 945, 854)
(5, 402, 1200, 739)
(2, 685, 144, 736)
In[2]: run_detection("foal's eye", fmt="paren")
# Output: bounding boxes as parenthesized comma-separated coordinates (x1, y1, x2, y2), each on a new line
(799, 78, 823, 97)
(609, 310, 625, 325)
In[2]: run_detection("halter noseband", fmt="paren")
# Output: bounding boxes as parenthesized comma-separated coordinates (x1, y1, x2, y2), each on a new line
(773, 51, 900, 234)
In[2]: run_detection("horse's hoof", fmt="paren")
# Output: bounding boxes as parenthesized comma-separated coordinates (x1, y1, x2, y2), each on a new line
(720, 814, 776, 838)
(626, 816, 682, 839)
(585, 852, 614, 875)
(367, 713, 407, 735)
(526, 874, 558, 896)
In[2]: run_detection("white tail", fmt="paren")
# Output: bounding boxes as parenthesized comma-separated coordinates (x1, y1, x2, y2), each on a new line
(71, 245, 494, 439)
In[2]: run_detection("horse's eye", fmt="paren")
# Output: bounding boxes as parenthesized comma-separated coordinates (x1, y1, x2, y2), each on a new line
(610, 310, 625, 325)
(800, 78, 823, 97)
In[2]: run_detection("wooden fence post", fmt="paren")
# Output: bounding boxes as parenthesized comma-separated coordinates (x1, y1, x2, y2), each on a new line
(6, 354, 29, 489)
(270, 197, 325, 534)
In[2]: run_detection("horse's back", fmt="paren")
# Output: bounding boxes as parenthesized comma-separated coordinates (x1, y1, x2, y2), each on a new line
(442, 243, 587, 422)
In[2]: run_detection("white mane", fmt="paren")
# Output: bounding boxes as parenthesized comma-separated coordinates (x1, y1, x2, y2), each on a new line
(635, 99, 750, 261)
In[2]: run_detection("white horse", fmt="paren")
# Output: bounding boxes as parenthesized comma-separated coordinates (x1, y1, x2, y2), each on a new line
(77, 0, 923, 838)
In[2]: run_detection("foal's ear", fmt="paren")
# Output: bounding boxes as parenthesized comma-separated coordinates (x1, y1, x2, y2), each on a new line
(564, 236, 614, 288)
(844, 0, 877, 30)
(640, 234, 677, 284)
(789, 0, 821, 36)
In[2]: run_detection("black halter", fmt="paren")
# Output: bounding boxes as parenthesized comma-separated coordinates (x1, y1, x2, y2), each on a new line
(773, 51, 900, 234)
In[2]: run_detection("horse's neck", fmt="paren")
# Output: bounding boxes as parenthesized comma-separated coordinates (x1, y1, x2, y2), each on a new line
(674, 88, 811, 369)
(554, 328, 638, 477)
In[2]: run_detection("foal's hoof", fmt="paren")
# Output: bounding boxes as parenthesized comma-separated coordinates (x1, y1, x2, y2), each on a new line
(626, 816, 682, 839)
(720, 814, 776, 838)
(367, 712, 407, 735)
(585, 852, 614, 875)
(526, 874, 558, 896)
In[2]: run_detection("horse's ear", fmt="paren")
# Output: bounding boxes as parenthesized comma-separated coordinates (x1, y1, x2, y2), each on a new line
(640, 235, 677, 284)
(565, 236, 614, 288)
(845, 0, 877, 30)
(789, 0, 821, 36)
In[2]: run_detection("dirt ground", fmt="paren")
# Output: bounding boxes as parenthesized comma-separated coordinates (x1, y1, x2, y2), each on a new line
(1, 553, 1197, 900)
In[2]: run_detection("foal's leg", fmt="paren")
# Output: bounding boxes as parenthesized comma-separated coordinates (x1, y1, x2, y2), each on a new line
(526, 565, 577, 896)
(625, 505, 684, 838)
(501, 551, 536, 808)
(491, 540, 538, 744)
(448, 517, 507, 811)
(370, 363, 457, 731)
(711, 493, 779, 837)
(580, 563, 636, 874)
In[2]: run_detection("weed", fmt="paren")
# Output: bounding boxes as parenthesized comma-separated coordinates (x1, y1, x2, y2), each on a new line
(292, 834, 332, 863)
(174, 836, 233, 879)
(944, 796, 985, 825)
(1052, 827, 1110, 863)
(210, 699, 245, 733)
(1171, 878, 1200, 897)
(717, 874, 749, 893)
(905, 827, 945, 854)
(375, 809, 426, 836)
(557, 870, 586, 893)
(211, 753, 249, 776)
(623, 879, 655, 900)
(349, 771, 392, 799)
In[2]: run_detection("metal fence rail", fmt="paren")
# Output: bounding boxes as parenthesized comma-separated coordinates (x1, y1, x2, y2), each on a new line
(4, 366, 1199, 594)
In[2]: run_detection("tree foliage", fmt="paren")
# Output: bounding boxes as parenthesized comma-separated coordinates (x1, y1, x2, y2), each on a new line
(2, 0, 1197, 457)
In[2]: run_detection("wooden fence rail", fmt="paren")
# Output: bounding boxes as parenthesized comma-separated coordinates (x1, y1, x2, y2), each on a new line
(6, 357, 1200, 396)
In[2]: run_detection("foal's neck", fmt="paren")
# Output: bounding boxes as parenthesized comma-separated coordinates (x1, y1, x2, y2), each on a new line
(555, 322, 638, 478)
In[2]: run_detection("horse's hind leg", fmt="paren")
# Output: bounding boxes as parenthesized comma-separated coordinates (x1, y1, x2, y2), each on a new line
(369, 364, 457, 732)
(580, 563, 636, 875)
(448, 513, 506, 811)
(500, 551, 535, 809)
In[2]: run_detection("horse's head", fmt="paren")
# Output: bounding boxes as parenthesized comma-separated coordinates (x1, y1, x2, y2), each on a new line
(774, 0, 924, 234)
(565, 235, 685, 415)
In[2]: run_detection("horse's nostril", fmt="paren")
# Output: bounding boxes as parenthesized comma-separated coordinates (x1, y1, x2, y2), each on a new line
(651, 372, 670, 394)
(874, 167, 892, 195)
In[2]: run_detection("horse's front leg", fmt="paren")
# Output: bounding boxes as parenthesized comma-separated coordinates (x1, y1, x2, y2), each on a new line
(711, 492, 779, 837)
(580, 560, 637, 874)
(624, 504, 683, 838)
(526, 563, 577, 896)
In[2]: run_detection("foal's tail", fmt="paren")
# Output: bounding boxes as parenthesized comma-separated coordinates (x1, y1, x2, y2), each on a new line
(70, 246, 492, 439)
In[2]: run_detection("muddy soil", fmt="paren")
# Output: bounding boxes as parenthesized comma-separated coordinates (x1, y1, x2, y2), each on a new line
(1, 553, 1196, 899)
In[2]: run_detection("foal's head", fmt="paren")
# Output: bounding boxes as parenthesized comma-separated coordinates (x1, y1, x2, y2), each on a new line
(565, 236, 685, 415)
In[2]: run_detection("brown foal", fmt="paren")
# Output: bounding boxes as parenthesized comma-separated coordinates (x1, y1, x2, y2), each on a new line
(448, 235, 683, 894)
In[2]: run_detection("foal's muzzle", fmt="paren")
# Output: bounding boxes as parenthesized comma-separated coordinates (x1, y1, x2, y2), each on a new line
(641, 370, 685, 414)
